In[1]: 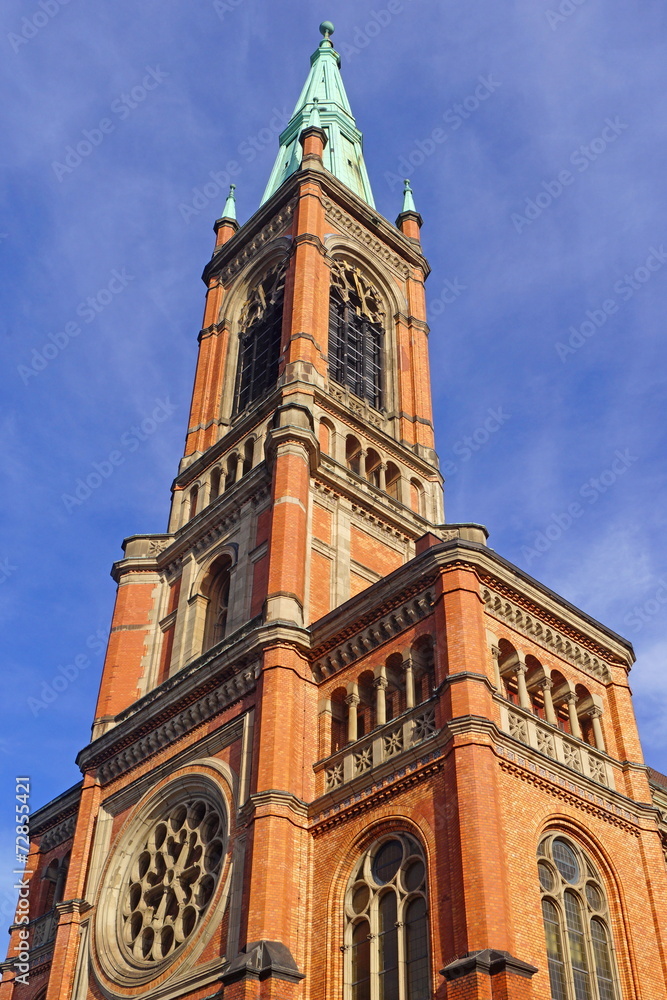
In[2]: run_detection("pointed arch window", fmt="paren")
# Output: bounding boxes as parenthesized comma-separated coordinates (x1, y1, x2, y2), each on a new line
(344, 834, 430, 1000)
(235, 263, 286, 414)
(203, 555, 233, 651)
(329, 260, 384, 409)
(537, 834, 619, 1000)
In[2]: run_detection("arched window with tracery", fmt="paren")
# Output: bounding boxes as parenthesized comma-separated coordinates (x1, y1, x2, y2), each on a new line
(329, 260, 384, 409)
(537, 833, 619, 1000)
(203, 555, 233, 651)
(344, 833, 430, 1000)
(235, 262, 287, 414)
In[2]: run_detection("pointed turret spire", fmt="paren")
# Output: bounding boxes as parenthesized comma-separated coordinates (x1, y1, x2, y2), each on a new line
(261, 22, 375, 207)
(308, 97, 323, 131)
(222, 183, 237, 220)
(400, 178, 417, 214)
(214, 184, 239, 247)
(396, 178, 423, 240)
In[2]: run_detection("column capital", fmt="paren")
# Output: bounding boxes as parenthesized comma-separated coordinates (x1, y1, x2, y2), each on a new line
(345, 693, 360, 707)
(564, 690, 577, 704)
(538, 677, 553, 691)
(588, 706, 603, 719)
(374, 676, 388, 691)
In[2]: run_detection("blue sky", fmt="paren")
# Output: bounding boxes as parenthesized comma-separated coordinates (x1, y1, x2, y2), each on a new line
(1, 0, 666, 923)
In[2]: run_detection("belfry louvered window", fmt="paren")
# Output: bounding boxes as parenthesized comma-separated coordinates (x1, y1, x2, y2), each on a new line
(537, 834, 619, 1000)
(329, 260, 384, 409)
(235, 263, 286, 413)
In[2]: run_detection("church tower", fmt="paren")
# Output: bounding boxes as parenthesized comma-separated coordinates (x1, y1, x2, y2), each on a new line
(3, 22, 667, 1000)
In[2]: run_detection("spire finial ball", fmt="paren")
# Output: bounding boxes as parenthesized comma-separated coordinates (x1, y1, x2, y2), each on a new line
(319, 21, 335, 38)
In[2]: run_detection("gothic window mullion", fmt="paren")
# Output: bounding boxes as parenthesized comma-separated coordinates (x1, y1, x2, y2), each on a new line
(344, 836, 430, 1000)
(538, 836, 619, 1000)
(329, 261, 384, 410)
(235, 264, 286, 415)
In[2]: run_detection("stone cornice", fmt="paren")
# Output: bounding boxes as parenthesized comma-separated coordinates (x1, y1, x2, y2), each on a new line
(82, 662, 259, 784)
(238, 790, 310, 826)
(38, 814, 77, 853)
(474, 560, 634, 668)
(204, 202, 295, 285)
(55, 898, 91, 917)
(29, 781, 82, 840)
(309, 539, 632, 681)
(311, 582, 437, 680)
(76, 620, 311, 779)
(482, 582, 613, 682)
(441, 950, 538, 982)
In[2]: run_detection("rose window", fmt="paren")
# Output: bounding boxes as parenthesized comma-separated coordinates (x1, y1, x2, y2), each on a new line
(120, 797, 226, 965)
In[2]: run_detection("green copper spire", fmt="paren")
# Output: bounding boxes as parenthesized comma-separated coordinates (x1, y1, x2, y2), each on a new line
(222, 183, 237, 220)
(401, 178, 417, 214)
(261, 22, 375, 207)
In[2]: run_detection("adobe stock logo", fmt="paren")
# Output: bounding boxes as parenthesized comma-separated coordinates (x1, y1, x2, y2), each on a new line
(8, 0, 75, 54)
(17, 268, 134, 385)
(521, 450, 638, 566)
(61, 398, 177, 513)
(51, 67, 169, 182)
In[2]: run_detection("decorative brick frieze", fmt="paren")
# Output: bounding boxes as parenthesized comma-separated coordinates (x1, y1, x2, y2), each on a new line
(482, 583, 613, 682)
(311, 585, 436, 679)
(495, 742, 643, 833)
(38, 815, 77, 853)
(95, 663, 259, 783)
(217, 212, 295, 284)
(311, 744, 446, 834)
(322, 199, 412, 278)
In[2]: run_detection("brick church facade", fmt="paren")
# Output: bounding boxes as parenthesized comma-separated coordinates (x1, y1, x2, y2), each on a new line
(3, 22, 667, 1000)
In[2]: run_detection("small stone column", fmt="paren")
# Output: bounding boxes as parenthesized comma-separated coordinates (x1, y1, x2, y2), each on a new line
(346, 693, 359, 744)
(375, 674, 388, 727)
(589, 707, 606, 752)
(516, 661, 531, 711)
(540, 679, 558, 726)
(490, 646, 502, 691)
(199, 478, 211, 511)
(379, 463, 387, 492)
(404, 659, 415, 709)
(566, 693, 582, 740)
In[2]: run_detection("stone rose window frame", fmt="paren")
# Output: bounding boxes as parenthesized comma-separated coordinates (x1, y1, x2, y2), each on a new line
(94, 771, 233, 991)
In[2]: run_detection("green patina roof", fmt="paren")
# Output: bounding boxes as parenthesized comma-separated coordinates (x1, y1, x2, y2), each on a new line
(222, 183, 237, 220)
(401, 178, 417, 215)
(261, 22, 375, 208)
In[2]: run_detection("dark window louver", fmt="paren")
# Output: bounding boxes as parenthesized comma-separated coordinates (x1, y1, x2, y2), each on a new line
(328, 292, 383, 409)
(235, 264, 286, 414)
